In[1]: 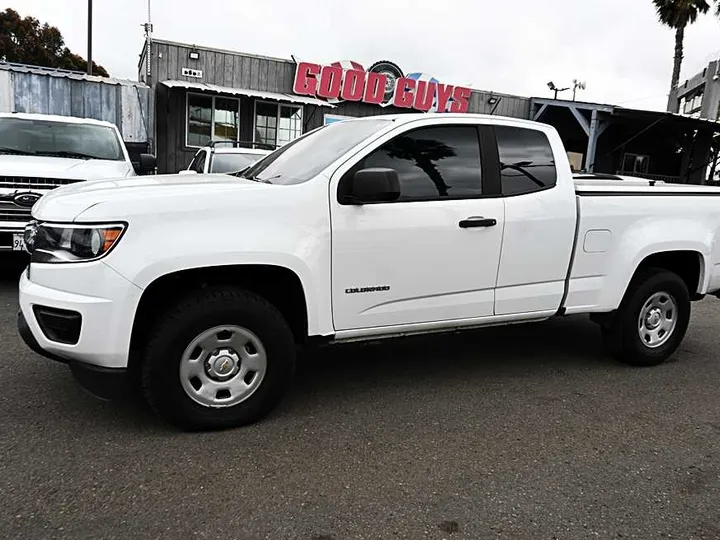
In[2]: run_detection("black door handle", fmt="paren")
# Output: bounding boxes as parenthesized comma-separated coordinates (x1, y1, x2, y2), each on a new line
(459, 217, 497, 228)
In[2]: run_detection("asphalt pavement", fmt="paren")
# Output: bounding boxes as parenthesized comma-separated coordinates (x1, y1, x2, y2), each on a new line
(2, 257, 720, 540)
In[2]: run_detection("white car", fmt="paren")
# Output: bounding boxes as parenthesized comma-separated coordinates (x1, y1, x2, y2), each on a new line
(0, 112, 154, 252)
(183, 142, 272, 175)
(17, 113, 720, 431)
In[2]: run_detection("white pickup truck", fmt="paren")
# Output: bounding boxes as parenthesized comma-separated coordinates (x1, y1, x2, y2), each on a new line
(17, 113, 720, 431)
(0, 112, 155, 251)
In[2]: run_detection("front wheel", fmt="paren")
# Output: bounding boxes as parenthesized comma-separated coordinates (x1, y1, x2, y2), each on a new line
(602, 268, 691, 367)
(141, 287, 296, 431)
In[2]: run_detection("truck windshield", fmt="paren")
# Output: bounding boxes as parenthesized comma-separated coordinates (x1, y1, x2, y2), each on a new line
(0, 117, 124, 161)
(241, 119, 393, 185)
(211, 153, 264, 174)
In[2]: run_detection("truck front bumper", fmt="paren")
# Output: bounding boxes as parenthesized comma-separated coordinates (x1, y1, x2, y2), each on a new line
(17, 309, 127, 399)
(18, 262, 143, 370)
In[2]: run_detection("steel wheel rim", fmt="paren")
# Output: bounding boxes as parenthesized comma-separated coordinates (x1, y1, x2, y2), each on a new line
(179, 325, 267, 408)
(637, 291, 678, 349)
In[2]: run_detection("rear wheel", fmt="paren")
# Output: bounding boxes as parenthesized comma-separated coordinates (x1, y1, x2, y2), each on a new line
(141, 287, 296, 431)
(601, 268, 690, 366)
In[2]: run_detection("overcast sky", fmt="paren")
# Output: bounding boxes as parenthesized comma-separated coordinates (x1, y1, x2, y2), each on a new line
(11, 0, 720, 111)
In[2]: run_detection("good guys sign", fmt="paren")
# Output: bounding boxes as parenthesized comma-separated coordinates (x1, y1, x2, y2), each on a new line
(293, 60, 472, 113)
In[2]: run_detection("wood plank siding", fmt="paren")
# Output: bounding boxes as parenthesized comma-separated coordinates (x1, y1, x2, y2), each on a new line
(148, 39, 531, 172)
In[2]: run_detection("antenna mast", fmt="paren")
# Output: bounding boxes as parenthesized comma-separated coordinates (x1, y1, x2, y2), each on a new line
(142, 0, 153, 83)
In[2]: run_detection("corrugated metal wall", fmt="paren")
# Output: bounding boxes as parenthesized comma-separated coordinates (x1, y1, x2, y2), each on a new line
(0, 66, 152, 144)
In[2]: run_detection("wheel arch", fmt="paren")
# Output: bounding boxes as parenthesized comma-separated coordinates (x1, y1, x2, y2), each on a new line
(630, 250, 706, 299)
(128, 264, 311, 373)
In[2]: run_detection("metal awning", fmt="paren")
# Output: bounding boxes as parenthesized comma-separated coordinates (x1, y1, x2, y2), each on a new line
(160, 80, 335, 108)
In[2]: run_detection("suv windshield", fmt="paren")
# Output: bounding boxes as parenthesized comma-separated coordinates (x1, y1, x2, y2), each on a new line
(242, 119, 393, 185)
(0, 117, 124, 161)
(211, 153, 264, 174)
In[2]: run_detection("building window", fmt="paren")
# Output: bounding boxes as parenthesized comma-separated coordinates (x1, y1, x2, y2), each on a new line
(622, 153, 650, 174)
(682, 92, 704, 115)
(187, 93, 239, 148)
(254, 101, 303, 148)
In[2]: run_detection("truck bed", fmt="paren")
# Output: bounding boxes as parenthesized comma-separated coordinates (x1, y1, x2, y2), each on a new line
(565, 177, 720, 316)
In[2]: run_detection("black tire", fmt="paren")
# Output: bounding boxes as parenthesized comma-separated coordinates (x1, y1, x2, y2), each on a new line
(368, 60, 404, 101)
(141, 287, 296, 431)
(602, 268, 690, 367)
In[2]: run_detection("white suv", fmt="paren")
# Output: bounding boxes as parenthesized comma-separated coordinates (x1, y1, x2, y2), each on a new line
(183, 142, 272, 175)
(0, 112, 154, 252)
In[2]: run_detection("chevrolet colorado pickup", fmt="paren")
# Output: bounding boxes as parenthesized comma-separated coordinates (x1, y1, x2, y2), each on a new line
(0, 112, 155, 251)
(17, 113, 720, 430)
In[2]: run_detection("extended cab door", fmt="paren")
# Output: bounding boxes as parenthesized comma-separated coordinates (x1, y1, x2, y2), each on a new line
(330, 121, 505, 331)
(492, 125, 577, 315)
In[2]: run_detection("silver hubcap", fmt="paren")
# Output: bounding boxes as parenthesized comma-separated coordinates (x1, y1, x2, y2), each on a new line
(638, 292, 678, 349)
(179, 325, 267, 408)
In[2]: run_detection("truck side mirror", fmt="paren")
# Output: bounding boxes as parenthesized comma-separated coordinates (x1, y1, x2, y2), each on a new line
(138, 153, 157, 175)
(342, 168, 400, 204)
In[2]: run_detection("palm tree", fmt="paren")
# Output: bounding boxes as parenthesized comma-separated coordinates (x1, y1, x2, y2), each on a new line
(384, 136, 456, 196)
(653, 0, 710, 98)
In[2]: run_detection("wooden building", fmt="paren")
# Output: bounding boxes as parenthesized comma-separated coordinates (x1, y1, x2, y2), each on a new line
(138, 39, 532, 173)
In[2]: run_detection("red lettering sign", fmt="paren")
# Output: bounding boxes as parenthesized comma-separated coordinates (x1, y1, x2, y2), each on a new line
(293, 62, 321, 96)
(364, 72, 386, 104)
(449, 86, 471, 113)
(435, 84, 454, 114)
(341, 69, 366, 102)
(393, 78, 416, 108)
(413, 81, 437, 112)
(293, 60, 473, 114)
(317, 65, 343, 99)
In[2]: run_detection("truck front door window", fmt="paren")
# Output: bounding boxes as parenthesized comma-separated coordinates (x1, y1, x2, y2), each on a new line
(495, 126, 557, 196)
(362, 126, 483, 201)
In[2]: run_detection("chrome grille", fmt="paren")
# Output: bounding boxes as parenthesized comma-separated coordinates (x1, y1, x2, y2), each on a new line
(0, 202, 32, 222)
(0, 176, 82, 190)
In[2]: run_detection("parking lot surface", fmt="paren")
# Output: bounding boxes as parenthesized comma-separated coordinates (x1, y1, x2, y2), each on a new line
(2, 259, 720, 540)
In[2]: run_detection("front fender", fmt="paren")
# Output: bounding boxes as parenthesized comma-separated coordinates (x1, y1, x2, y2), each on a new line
(95, 183, 333, 336)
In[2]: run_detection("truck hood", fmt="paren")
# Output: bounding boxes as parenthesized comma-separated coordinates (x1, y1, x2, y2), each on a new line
(0, 155, 133, 180)
(32, 173, 273, 222)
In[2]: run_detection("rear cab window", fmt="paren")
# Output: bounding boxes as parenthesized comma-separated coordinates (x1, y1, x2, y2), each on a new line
(494, 126, 557, 196)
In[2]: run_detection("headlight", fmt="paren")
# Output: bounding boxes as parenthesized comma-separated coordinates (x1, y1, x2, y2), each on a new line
(25, 222, 126, 263)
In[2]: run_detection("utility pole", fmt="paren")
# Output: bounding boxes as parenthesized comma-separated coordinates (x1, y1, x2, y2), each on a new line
(143, 0, 153, 85)
(87, 0, 93, 75)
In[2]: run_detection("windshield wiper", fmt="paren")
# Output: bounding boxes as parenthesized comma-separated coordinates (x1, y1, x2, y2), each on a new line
(35, 150, 98, 160)
(238, 171, 276, 183)
(0, 146, 36, 156)
(254, 174, 282, 184)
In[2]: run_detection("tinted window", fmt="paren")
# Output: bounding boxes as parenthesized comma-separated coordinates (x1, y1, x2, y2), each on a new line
(0, 118, 124, 161)
(495, 126, 556, 196)
(210, 153, 261, 173)
(361, 126, 482, 201)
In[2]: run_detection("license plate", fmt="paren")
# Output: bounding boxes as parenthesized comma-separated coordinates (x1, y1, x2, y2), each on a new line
(12, 233, 26, 252)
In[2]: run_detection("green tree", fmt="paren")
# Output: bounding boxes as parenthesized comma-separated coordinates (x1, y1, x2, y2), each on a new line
(653, 0, 710, 97)
(0, 8, 108, 76)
